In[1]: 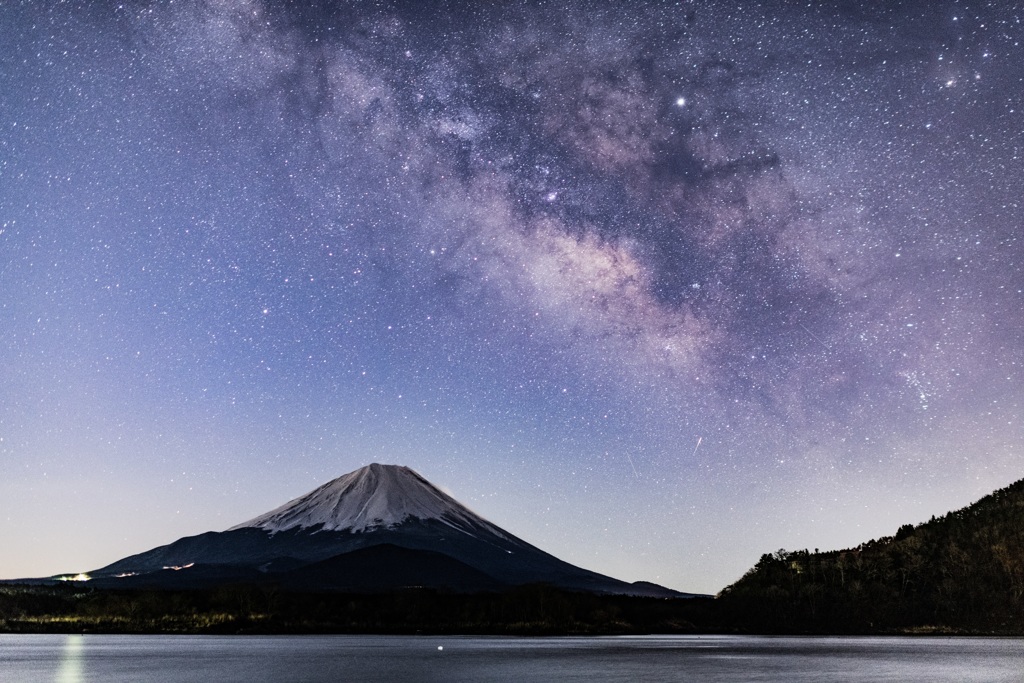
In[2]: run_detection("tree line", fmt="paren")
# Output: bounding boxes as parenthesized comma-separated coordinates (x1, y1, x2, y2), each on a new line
(0, 583, 718, 635)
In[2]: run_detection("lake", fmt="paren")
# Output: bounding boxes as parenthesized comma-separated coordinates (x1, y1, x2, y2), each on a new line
(2, 634, 1022, 682)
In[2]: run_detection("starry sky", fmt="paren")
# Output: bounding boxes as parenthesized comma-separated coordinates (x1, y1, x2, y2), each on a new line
(2, 0, 1022, 594)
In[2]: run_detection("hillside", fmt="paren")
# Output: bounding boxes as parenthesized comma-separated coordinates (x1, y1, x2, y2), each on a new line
(719, 478, 1024, 634)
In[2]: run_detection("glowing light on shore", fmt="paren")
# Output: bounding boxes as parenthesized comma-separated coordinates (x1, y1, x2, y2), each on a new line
(162, 562, 195, 571)
(55, 573, 91, 582)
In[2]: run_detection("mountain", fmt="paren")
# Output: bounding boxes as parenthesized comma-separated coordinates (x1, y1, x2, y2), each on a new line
(719, 477, 1024, 633)
(81, 464, 690, 597)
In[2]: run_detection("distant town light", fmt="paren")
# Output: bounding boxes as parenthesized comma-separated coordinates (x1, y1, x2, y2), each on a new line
(162, 562, 195, 571)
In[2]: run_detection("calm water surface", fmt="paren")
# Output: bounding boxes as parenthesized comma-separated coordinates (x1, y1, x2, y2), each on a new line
(2, 634, 1022, 682)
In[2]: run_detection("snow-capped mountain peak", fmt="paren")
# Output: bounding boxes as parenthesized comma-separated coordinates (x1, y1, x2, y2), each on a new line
(229, 463, 496, 535)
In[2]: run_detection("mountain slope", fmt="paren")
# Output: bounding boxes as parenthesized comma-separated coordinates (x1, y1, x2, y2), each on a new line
(719, 477, 1024, 633)
(87, 464, 689, 597)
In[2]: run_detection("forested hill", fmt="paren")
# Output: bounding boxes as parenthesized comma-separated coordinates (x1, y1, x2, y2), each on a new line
(719, 478, 1024, 634)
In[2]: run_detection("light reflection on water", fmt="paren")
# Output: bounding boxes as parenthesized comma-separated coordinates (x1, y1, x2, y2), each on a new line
(0, 634, 1022, 682)
(56, 635, 82, 683)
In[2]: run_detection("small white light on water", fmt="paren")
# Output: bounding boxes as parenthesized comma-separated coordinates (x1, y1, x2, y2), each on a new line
(438, 646, 444, 651)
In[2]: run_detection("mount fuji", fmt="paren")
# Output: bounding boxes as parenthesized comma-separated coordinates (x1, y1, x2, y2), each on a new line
(81, 464, 690, 597)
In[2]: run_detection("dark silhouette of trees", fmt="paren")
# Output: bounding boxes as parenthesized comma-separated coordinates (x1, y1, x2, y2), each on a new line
(719, 477, 1024, 633)
(0, 583, 719, 635)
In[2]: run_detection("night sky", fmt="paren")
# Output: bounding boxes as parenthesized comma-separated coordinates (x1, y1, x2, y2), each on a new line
(2, 0, 1022, 594)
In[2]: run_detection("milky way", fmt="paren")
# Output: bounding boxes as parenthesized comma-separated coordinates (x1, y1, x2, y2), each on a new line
(2, 1, 1022, 592)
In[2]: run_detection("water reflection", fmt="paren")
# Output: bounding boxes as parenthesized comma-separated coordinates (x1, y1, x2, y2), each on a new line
(0, 634, 1020, 682)
(56, 634, 83, 683)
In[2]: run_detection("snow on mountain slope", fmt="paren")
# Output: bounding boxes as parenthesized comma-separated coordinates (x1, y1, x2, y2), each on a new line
(229, 463, 505, 537)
